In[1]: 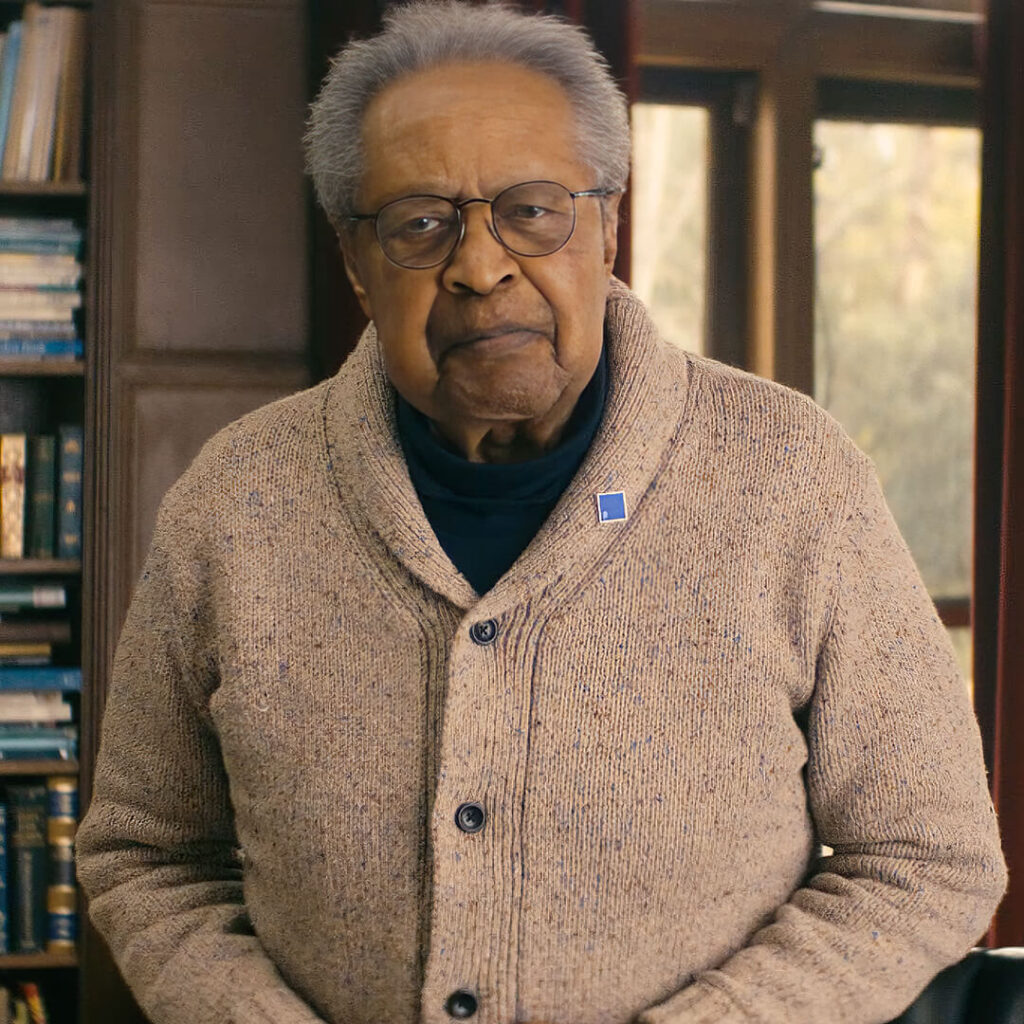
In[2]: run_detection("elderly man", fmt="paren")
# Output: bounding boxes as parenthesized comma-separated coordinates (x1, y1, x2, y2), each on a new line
(76, 3, 1006, 1024)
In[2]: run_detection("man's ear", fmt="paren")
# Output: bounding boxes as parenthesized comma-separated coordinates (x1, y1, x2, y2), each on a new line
(339, 235, 374, 320)
(601, 192, 622, 276)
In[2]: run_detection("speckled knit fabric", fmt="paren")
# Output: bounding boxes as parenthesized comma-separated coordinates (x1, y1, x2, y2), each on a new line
(77, 280, 1006, 1024)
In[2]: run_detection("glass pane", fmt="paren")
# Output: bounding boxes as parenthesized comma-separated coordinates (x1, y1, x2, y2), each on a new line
(947, 626, 973, 701)
(631, 104, 708, 354)
(813, 121, 980, 600)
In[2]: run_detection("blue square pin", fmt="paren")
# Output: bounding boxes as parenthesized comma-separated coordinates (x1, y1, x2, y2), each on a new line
(596, 491, 627, 524)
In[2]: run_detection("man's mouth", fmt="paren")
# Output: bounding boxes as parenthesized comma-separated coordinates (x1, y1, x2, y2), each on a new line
(434, 324, 548, 361)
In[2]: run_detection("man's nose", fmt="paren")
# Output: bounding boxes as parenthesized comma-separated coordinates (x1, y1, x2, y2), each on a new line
(441, 202, 518, 295)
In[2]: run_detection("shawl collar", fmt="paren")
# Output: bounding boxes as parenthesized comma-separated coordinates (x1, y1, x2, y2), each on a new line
(323, 279, 692, 611)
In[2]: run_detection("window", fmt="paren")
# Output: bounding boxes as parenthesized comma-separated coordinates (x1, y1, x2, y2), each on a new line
(813, 119, 980, 685)
(631, 104, 709, 354)
(633, 3, 980, 688)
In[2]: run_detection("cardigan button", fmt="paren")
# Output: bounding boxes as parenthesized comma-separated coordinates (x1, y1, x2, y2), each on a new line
(445, 990, 478, 1018)
(470, 619, 498, 645)
(455, 801, 486, 834)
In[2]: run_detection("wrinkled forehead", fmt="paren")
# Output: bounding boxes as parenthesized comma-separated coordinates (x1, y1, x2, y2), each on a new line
(358, 60, 590, 206)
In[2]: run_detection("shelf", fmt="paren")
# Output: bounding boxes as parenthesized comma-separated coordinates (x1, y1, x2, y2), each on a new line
(0, 952, 77, 970)
(0, 181, 86, 198)
(0, 760, 78, 776)
(0, 559, 81, 575)
(0, 360, 84, 377)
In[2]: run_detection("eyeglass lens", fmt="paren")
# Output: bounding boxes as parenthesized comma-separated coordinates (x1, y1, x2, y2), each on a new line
(375, 181, 578, 269)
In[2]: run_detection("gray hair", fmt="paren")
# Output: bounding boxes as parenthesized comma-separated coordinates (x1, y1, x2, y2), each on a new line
(304, 0, 631, 225)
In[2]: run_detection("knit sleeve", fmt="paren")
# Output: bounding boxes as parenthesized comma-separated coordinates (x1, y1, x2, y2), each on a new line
(75, 496, 327, 1024)
(634, 453, 1007, 1024)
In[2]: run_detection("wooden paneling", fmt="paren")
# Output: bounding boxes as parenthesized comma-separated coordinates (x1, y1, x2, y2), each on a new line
(639, 0, 980, 86)
(82, 2, 312, 1020)
(811, 5, 979, 86)
(132, 1, 309, 354)
(748, 7, 816, 393)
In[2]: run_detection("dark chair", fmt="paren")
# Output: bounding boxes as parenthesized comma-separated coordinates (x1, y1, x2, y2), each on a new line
(887, 948, 1024, 1024)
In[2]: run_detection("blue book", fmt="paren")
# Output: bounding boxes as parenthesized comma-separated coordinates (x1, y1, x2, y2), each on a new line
(7, 783, 47, 952)
(0, 23, 22, 169)
(0, 727, 78, 761)
(0, 218, 81, 236)
(0, 668, 81, 692)
(57, 424, 83, 559)
(0, 338, 81, 358)
(0, 239, 81, 256)
(0, 803, 9, 954)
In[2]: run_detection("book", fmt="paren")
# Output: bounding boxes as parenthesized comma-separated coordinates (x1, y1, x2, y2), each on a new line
(0, 803, 8, 954)
(3, 4, 60, 183)
(0, 434, 27, 558)
(45, 775, 75, 954)
(0, 642, 51, 665)
(15, 984, 45, 1024)
(0, 620, 70, 644)
(53, 10, 86, 183)
(0, 22, 23, 170)
(0, 726, 77, 760)
(0, 315, 77, 339)
(0, 339, 81, 358)
(0, 693, 71, 723)
(26, 436, 55, 558)
(0, 216, 80, 236)
(0, 584, 65, 611)
(0, 667, 80, 691)
(7, 782, 46, 952)
(2, 4, 44, 181)
(27, 10, 67, 183)
(0, 237, 80, 256)
(0, 266, 81, 288)
(0, 289, 80, 319)
(0, 726, 77, 761)
(45, 775, 75, 840)
(56, 425, 81, 559)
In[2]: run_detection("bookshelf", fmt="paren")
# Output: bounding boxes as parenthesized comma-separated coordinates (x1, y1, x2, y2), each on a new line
(0, 1, 90, 1021)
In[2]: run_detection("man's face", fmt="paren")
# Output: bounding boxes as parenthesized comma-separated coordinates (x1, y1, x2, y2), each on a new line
(342, 60, 620, 452)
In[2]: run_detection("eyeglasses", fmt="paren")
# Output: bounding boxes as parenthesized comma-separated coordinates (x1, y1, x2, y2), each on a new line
(346, 179, 620, 270)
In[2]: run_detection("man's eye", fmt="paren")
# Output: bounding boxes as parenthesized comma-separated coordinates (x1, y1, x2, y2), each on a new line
(399, 215, 445, 235)
(507, 204, 549, 221)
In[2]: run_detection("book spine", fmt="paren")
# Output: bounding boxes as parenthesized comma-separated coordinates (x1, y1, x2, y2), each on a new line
(55, 11, 87, 184)
(0, 434, 27, 559)
(2, 4, 40, 182)
(0, 339, 81, 358)
(56, 425, 81, 559)
(0, 622, 70, 645)
(0, 668, 80, 691)
(0, 288, 80, 310)
(0, 270, 81, 288)
(7, 782, 46, 953)
(0, 239, 79, 256)
(26, 436, 55, 559)
(15, 983, 44, 1024)
(46, 775, 75, 954)
(0, 803, 8, 954)
(0, 23, 22, 171)
(0, 583, 65, 609)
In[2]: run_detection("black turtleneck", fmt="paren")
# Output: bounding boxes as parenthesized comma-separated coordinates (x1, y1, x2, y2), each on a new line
(397, 347, 608, 595)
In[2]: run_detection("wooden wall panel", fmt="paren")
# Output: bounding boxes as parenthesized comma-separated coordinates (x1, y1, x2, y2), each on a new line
(133, 1, 309, 354)
(83, 2, 312, 1019)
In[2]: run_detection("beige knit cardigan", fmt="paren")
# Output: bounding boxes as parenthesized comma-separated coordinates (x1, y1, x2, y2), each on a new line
(77, 281, 1006, 1024)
